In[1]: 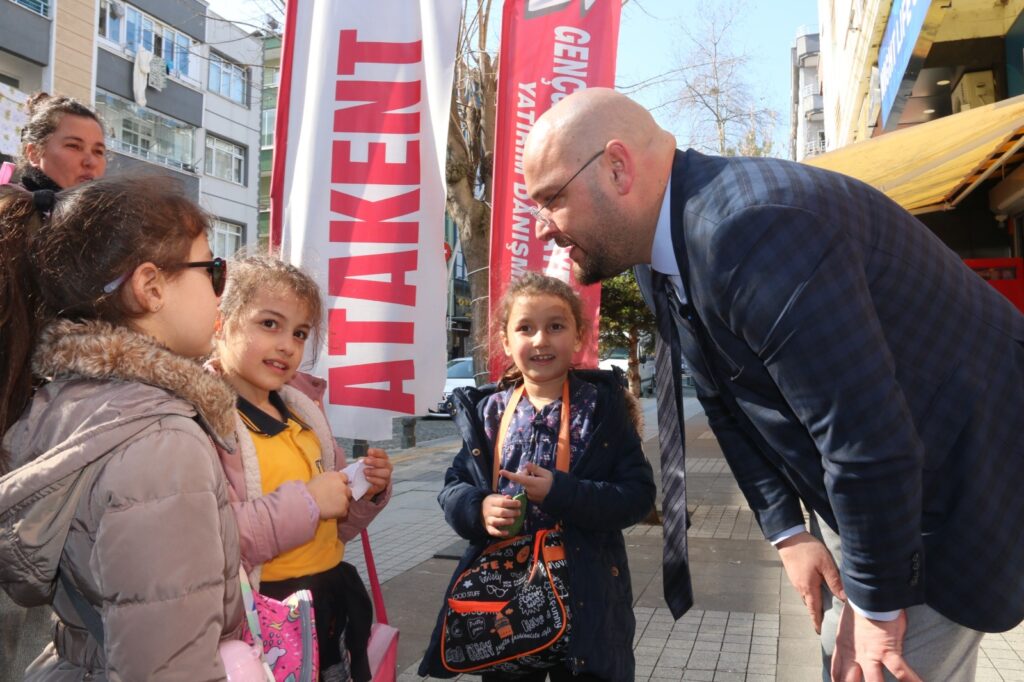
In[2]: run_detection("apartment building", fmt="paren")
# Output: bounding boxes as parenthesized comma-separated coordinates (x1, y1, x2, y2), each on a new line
(790, 26, 826, 161)
(0, 0, 261, 258)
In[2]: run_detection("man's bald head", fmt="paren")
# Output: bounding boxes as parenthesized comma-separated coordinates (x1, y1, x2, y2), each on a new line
(523, 89, 677, 282)
(525, 88, 664, 167)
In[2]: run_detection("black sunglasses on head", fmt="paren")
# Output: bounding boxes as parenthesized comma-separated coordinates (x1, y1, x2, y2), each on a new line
(182, 258, 228, 296)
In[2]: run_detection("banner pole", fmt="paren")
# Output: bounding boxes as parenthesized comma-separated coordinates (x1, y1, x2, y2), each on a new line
(268, 0, 300, 251)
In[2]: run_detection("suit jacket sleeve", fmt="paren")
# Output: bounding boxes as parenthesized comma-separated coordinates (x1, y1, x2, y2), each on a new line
(638, 265, 805, 538)
(697, 389, 805, 538)
(706, 205, 925, 612)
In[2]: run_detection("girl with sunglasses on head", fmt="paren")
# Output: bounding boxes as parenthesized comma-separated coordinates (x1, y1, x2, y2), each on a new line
(0, 177, 244, 680)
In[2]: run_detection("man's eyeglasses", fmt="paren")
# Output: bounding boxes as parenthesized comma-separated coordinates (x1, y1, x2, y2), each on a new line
(529, 149, 605, 227)
(183, 258, 228, 297)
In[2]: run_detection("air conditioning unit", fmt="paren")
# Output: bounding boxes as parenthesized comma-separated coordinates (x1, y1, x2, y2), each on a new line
(109, 1, 124, 19)
(952, 71, 994, 114)
(989, 162, 1024, 216)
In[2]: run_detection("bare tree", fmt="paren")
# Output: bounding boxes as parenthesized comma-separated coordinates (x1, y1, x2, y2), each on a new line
(619, 0, 777, 156)
(446, 0, 498, 383)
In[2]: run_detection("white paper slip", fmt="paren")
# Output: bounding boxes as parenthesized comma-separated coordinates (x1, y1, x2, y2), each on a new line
(342, 459, 371, 501)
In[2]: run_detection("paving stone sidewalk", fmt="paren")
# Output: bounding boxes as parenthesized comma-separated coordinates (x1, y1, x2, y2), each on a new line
(343, 398, 1024, 682)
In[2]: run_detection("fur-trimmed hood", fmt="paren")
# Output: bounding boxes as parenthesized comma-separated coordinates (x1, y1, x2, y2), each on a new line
(33, 319, 237, 441)
(0, 319, 238, 599)
(0, 319, 245, 674)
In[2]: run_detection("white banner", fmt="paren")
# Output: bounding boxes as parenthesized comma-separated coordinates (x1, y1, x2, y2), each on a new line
(275, 0, 461, 439)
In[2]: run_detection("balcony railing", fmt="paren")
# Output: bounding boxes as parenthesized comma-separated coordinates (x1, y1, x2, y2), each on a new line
(109, 138, 192, 173)
(804, 139, 827, 156)
(11, 0, 49, 17)
(800, 83, 819, 97)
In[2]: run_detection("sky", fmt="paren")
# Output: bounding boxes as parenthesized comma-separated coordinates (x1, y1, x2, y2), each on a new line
(616, 0, 819, 155)
(205, 0, 819, 158)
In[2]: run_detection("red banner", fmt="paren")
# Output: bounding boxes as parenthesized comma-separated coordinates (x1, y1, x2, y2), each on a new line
(488, 0, 622, 380)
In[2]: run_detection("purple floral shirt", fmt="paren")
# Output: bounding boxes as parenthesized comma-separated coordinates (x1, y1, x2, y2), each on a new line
(482, 377, 598, 532)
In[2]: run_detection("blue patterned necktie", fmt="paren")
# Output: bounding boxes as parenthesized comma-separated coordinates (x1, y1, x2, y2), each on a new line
(652, 271, 694, 618)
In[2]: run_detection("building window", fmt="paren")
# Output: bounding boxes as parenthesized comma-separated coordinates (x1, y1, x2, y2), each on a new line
(12, 0, 49, 18)
(261, 108, 276, 148)
(98, 0, 122, 42)
(209, 53, 248, 105)
(100, 3, 195, 83)
(263, 67, 278, 89)
(94, 90, 196, 171)
(205, 135, 246, 184)
(211, 219, 244, 258)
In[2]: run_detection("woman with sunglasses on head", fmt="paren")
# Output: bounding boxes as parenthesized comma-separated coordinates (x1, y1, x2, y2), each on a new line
(0, 177, 242, 680)
(14, 92, 107, 191)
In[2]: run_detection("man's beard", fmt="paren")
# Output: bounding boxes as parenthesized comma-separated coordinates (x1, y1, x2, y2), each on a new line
(572, 248, 625, 285)
(570, 182, 633, 285)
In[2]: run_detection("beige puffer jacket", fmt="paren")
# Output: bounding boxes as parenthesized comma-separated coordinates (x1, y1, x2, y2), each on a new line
(0, 320, 244, 681)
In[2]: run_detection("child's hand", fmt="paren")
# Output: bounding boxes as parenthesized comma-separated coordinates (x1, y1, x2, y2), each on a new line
(307, 471, 351, 520)
(481, 493, 523, 537)
(363, 447, 393, 497)
(498, 463, 554, 504)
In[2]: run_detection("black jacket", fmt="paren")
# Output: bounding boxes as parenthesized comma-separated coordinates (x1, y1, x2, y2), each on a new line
(418, 369, 655, 681)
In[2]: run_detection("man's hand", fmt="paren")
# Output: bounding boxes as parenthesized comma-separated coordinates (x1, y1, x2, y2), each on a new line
(776, 531, 846, 634)
(830, 602, 922, 682)
(481, 493, 522, 537)
(498, 463, 554, 503)
(363, 447, 393, 497)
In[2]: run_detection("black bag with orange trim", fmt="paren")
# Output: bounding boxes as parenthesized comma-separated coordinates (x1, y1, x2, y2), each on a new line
(440, 528, 571, 674)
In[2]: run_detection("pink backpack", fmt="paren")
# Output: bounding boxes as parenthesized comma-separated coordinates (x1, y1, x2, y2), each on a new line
(238, 568, 319, 682)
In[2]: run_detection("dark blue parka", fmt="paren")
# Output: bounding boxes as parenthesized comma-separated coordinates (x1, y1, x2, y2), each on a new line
(418, 369, 655, 681)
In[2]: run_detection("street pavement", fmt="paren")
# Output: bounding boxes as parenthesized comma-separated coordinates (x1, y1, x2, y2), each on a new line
(343, 396, 1024, 682)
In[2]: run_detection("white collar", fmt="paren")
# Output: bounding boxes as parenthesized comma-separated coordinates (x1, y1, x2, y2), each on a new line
(650, 175, 678, 277)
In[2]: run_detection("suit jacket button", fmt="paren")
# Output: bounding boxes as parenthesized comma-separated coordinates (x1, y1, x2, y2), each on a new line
(471, 448, 481, 457)
(610, 566, 620, 577)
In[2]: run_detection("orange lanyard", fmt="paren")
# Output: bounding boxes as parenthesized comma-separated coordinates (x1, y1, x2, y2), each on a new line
(492, 380, 571, 491)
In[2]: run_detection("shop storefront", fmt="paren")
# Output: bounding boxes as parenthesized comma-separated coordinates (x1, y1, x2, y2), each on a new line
(808, 0, 1024, 312)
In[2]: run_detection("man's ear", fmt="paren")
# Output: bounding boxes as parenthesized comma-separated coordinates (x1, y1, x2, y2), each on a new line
(127, 262, 165, 314)
(605, 140, 634, 195)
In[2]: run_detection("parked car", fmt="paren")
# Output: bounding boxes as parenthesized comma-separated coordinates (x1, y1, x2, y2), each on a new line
(427, 356, 476, 417)
(598, 347, 655, 395)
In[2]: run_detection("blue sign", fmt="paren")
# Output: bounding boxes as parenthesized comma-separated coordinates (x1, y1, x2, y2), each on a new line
(878, 0, 931, 127)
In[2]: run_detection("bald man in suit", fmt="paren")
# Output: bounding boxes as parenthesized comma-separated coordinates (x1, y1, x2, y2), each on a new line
(522, 87, 1024, 681)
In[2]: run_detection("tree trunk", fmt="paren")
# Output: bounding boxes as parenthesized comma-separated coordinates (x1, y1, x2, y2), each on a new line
(445, 50, 497, 385)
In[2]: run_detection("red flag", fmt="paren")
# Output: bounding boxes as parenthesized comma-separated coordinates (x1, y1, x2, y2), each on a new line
(488, 0, 622, 380)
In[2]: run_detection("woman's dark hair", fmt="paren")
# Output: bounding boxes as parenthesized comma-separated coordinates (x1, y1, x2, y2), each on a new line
(17, 92, 104, 173)
(0, 176, 210, 471)
(489, 271, 588, 388)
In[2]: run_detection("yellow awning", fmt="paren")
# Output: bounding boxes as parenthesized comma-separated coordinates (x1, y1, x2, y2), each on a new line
(803, 94, 1024, 214)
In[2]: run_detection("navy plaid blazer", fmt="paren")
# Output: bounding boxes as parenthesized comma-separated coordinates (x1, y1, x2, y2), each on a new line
(658, 149, 1024, 633)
